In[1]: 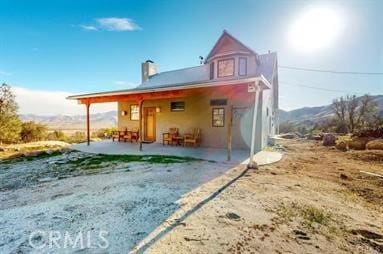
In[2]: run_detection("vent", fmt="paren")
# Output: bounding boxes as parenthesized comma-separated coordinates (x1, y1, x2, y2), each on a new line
(210, 99, 227, 106)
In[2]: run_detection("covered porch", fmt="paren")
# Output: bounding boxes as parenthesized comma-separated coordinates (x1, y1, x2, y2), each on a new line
(67, 76, 271, 162)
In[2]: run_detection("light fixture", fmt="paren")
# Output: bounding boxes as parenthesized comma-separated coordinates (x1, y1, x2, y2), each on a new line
(121, 110, 127, 116)
(156, 107, 161, 113)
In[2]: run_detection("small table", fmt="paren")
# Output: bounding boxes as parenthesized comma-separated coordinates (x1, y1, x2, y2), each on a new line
(172, 136, 184, 146)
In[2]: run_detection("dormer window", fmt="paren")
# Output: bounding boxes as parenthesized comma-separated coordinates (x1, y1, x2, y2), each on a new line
(239, 57, 247, 76)
(218, 58, 235, 78)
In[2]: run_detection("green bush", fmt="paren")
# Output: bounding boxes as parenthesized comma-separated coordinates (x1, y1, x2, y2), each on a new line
(91, 127, 117, 139)
(20, 121, 48, 142)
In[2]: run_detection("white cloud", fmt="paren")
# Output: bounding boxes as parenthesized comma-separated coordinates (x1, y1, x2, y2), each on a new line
(13, 86, 116, 116)
(79, 17, 141, 32)
(80, 25, 98, 31)
(96, 17, 141, 31)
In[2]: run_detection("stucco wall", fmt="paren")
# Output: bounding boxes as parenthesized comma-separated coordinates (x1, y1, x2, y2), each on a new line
(117, 85, 266, 149)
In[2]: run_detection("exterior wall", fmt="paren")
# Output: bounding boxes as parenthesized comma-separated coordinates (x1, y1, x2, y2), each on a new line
(117, 84, 257, 149)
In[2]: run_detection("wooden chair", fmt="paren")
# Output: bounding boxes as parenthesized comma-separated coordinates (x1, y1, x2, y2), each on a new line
(162, 128, 178, 145)
(184, 128, 201, 147)
(112, 130, 126, 142)
(123, 127, 139, 143)
(131, 127, 139, 142)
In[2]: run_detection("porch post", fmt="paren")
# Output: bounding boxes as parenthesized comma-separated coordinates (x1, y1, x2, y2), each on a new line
(227, 104, 233, 161)
(248, 82, 260, 169)
(138, 100, 143, 151)
(86, 102, 91, 146)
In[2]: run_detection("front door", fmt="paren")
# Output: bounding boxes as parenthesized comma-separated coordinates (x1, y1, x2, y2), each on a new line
(144, 107, 156, 141)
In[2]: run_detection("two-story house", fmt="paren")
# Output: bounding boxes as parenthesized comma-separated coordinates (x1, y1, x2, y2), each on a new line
(67, 30, 279, 152)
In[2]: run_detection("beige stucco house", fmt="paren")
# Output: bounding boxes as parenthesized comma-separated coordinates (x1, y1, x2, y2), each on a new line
(68, 30, 279, 152)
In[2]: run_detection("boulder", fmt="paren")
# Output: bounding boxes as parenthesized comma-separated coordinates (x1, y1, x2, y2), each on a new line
(323, 134, 336, 146)
(335, 141, 348, 152)
(366, 139, 383, 150)
(348, 137, 372, 150)
(279, 133, 297, 139)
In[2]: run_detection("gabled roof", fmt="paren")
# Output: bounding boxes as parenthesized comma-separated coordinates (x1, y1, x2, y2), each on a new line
(204, 30, 257, 62)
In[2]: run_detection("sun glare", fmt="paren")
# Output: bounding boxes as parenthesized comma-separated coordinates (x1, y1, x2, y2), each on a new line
(288, 6, 343, 52)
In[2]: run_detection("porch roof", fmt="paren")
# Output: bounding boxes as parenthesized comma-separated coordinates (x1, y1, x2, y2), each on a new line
(67, 75, 271, 104)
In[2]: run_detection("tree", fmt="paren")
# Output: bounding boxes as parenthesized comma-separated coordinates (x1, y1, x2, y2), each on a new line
(20, 121, 48, 142)
(332, 94, 379, 133)
(46, 130, 66, 141)
(0, 83, 22, 143)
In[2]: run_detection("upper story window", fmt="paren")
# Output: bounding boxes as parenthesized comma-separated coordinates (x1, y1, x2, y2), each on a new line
(238, 57, 247, 76)
(210, 62, 215, 80)
(217, 58, 235, 78)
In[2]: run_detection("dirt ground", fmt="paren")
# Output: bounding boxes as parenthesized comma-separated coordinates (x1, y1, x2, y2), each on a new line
(144, 139, 383, 254)
(0, 150, 234, 253)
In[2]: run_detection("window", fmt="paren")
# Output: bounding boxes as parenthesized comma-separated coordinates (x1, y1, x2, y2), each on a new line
(130, 105, 139, 120)
(218, 58, 235, 77)
(210, 99, 227, 106)
(238, 57, 247, 76)
(210, 62, 215, 80)
(170, 101, 185, 111)
(212, 108, 225, 127)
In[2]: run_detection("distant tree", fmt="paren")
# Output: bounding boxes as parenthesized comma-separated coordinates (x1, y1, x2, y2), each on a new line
(68, 131, 86, 143)
(46, 130, 67, 141)
(91, 127, 117, 139)
(20, 121, 48, 142)
(0, 83, 22, 144)
(279, 121, 295, 134)
(332, 94, 379, 133)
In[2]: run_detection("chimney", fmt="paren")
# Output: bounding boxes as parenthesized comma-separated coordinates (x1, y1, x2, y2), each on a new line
(141, 60, 158, 83)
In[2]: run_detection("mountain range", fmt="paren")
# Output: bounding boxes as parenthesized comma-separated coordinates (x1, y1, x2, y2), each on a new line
(20, 111, 117, 130)
(279, 95, 383, 126)
(19, 95, 383, 130)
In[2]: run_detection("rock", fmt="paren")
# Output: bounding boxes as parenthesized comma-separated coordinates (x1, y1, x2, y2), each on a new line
(348, 137, 372, 150)
(335, 141, 348, 151)
(0, 147, 5, 152)
(226, 212, 241, 221)
(279, 133, 297, 139)
(366, 139, 383, 150)
(323, 134, 336, 146)
(340, 173, 351, 180)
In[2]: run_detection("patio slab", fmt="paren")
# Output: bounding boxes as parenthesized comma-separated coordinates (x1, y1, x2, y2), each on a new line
(70, 140, 282, 165)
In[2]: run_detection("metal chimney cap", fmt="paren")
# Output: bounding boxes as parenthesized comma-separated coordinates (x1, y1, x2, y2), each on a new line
(145, 60, 154, 63)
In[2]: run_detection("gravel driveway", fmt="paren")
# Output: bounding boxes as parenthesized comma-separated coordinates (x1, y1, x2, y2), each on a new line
(0, 151, 234, 253)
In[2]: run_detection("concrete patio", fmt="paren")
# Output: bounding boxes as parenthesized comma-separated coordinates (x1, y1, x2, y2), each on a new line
(70, 139, 282, 165)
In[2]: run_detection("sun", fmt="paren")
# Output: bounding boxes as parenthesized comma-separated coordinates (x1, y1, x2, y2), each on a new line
(288, 6, 343, 52)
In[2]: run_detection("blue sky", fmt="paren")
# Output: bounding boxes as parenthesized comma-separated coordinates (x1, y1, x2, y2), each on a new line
(0, 0, 382, 114)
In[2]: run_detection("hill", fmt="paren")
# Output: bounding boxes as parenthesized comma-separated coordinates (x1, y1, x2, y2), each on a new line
(20, 111, 117, 130)
(279, 95, 383, 127)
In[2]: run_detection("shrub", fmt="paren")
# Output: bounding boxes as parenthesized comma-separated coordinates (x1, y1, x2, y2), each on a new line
(20, 121, 48, 142)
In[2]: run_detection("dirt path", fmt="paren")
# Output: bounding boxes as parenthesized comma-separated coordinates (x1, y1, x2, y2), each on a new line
(146, 139, 383, 253)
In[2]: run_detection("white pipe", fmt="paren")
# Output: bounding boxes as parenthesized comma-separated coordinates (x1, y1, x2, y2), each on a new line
(248, 82, 260, 169)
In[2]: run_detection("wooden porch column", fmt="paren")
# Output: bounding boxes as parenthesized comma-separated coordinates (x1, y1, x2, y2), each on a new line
(138, 100, 144, 151)
(86, 102, 91, 146)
